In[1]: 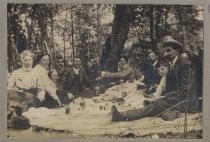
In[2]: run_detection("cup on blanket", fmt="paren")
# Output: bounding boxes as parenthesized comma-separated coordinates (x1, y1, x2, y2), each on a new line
(65, 106, 71, 114)
(143, 99, 152, 106)
(80, 100, 86, 110)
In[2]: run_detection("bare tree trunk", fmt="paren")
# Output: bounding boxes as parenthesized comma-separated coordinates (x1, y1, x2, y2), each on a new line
(27, 17, 36, 49)
(155, 6, 162, 44)
(71, 7, 75, 62)
(106, 5, 133, 72)
(50, 10, 59, 72)
(178, 7, 187, 46)
(96, 4, 101, 64)
(37, 5, 48, 52)
(26, 5, 36, 49)
(8, 36, 20, 70)
(63, 12, 67, 66)
(163, 6, 169, 36)
(149, 5, 155, 50)
(7, 5, 20, 70)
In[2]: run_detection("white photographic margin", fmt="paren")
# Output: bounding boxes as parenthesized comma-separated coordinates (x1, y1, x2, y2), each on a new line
(0, 0, 209, 142)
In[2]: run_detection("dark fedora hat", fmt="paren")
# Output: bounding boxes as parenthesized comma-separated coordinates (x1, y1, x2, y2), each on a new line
(158, 36, 183, 51)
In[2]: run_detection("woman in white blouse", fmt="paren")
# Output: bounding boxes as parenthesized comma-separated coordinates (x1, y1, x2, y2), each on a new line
(33, 54, 61, 107)
(8, 50, 45, 111)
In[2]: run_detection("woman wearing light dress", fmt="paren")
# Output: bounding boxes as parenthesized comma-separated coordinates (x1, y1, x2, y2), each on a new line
(8, 50, 45, 111)
(33, 54, 62, 107)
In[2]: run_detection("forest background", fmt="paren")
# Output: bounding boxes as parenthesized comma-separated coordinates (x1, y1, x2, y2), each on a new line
(7, 4, 203, 79)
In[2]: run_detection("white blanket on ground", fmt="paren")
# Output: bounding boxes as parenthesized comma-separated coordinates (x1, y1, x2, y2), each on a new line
(23, 83, 202, 137)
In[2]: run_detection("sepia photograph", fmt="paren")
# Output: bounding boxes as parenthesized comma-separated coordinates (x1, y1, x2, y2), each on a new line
(7, 3, 203, 139)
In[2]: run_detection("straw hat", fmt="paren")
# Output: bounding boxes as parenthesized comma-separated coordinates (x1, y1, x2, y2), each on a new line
(158, 36, 183, 51)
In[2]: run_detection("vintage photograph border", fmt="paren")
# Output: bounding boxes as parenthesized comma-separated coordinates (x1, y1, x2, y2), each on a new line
(1, 0, 210, 142)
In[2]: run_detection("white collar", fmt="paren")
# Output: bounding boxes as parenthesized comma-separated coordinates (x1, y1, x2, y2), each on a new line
(22, 67, 32, 72)
(172, 55, 178, 66)
(73, 67, 80, 75)
(169, 55, 178, 69)
(153, 60, 158, 67)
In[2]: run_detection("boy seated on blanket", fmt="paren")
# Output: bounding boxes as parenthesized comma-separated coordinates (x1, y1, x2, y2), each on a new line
(143, 59, 169, 105)
(46, 69, 74, 107)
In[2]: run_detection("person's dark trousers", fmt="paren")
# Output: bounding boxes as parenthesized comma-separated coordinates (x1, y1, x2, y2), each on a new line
(117, 98, 179, 121)
(56, 91, 71, 105)
(8, 90, 40, 112)
(32, 96, 43, 108)
(79, 87, 96, 98)
(42, 91, 71, 108)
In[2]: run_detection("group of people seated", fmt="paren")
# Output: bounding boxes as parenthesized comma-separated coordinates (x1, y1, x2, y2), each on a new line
(111, 36, 202, 121)
(7, 51, 91, 112)
(7, 36, 202, 124)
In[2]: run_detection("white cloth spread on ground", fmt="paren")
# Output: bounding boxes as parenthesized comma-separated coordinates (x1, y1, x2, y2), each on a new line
(23, 82, 202, 137)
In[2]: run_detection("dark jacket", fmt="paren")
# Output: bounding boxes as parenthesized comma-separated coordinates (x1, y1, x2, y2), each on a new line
(164, 55, 199, 111)
(59, 66, 90, 95)
(143, 62, 161, 86)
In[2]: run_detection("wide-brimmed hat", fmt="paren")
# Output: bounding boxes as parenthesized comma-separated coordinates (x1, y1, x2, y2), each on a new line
(158, 36, 183, 51)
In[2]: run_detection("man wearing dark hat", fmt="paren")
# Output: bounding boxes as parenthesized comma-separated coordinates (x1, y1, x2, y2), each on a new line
(111, 36, 200, 121)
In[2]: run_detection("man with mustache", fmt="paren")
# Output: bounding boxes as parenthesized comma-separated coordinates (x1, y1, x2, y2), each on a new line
(111, 36, 200, 121)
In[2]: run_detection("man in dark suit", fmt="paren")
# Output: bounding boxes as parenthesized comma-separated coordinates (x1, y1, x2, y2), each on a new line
(111, 36, 200, 121)
(58, 57, 91, 98)
(143, 51, 161, 94)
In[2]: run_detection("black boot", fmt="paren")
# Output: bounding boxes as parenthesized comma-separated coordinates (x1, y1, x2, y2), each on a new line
(161, 110, 181, 121)
(8, 106, 30, 130)
(10, 115, 30, 130)
(111, 105, 124, 121)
